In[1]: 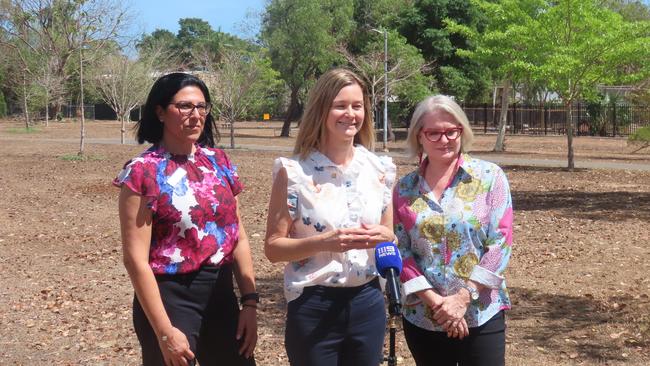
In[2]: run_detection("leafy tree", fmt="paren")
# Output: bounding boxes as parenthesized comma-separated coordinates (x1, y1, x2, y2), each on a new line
(205, 48, 281, 148)
(395, 0, 490, 102)
(92, 48, 171, 144)
(600, 0, 650, 21)
(177, 18, 221, 69)
(446, 0, 545, 151)
(533, 0, 650, 169)
(137, 29, 178, 55)
(262, 0, 355, 136)
(339, 29, 433, 143)
(70, 0, 128, 156)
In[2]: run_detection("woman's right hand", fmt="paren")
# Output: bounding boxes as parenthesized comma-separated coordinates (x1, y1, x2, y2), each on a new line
(321, 227, 372, 252)
(158, 326, 195, 366)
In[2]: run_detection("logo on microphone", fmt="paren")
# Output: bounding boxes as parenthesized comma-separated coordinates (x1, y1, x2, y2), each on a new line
(376, 244, 397, 258)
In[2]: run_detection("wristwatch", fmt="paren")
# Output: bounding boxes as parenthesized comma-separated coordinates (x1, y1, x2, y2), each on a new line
(461, 283, 479, 301)
(240, 292, 260, 305)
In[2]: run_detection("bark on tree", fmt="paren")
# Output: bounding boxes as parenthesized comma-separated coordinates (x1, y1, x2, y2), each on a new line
(566, 101, 575, 170)
(78, 48, 86, 156)
(281, 88, 299, 137)
(493, 79, 511, 152)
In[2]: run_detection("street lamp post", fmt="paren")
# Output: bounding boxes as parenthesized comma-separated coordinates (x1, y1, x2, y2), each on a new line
(371, 28, 389, 152)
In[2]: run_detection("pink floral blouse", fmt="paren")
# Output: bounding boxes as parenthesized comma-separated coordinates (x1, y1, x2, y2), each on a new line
(394, 154, 513, 330)
(114, 145, 243, 275)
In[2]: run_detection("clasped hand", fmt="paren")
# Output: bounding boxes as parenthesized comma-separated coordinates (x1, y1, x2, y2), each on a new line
(420, 289, 470, 340)
(434, 293, 470, 339)
(323, 223, 394, 252)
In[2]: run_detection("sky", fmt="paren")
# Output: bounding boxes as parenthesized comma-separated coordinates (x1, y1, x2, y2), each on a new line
(127, 0, 266, 39)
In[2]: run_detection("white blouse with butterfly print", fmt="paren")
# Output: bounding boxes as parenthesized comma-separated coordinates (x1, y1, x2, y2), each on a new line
(272, 145, 396, 302)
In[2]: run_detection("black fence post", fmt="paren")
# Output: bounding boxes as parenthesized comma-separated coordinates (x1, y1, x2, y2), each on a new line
(542, 104, 548, 135)
(512, 104, 515, 133)
(483, 103, 488, 134)
(612, 103, 617, 137)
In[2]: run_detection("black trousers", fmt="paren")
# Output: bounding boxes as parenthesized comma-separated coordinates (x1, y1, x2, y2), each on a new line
(284, 278, 387, 366)
(133, 265, 255, 366)
(403, 311, 506, 366)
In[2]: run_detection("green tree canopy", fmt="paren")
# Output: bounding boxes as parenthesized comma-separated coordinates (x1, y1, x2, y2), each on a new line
(395, 0, 489, 101)
(532, 0, 650, 168)
(262, 0, 355, 136)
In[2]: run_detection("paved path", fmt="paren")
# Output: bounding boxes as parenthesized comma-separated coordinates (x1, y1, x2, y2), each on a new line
(2, 136, 650, 171)
(223, 143, 650, 172)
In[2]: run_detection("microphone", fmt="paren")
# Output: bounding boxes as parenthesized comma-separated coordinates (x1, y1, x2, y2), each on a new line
(375, 241, 403, 316)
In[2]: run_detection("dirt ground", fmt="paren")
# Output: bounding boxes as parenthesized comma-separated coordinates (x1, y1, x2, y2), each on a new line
(1, 120, 649, 365)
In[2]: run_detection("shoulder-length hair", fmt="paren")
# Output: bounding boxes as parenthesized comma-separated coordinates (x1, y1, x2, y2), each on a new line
(293, 68, 375, 159)
(406, 95, 474, 159)
(136, 72, 219, 147)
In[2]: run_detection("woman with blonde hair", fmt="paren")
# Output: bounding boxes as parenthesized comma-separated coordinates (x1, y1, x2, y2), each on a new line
(394, 95, 513, 366)
(264, 68, 396, 366)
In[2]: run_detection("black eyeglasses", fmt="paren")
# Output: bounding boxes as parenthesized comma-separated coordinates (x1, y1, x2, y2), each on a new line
(169, 102, 212, 116)
(421, 127, 463, 142)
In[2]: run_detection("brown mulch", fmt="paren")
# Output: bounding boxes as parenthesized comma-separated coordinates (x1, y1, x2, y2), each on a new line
(0, 120, 649, 365)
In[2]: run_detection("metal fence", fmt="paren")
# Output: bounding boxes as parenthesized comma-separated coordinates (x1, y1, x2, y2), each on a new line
(34, 103, 142, 121)
(462, 103, 650, 136)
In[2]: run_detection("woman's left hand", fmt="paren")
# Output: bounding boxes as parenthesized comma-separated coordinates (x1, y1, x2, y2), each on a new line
(447, 318, 469, 339)
(360, 223, 396, 245)
(433, 292, 469, 328)
(236, 305, 258, 359)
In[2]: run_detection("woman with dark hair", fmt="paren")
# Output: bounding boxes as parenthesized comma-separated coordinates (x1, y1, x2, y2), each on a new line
(114, 72, 257, 366)
(264, 68, 396, 366)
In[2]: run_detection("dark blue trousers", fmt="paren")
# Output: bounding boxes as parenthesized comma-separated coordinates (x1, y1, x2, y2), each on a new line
(403, 310, 506, 366)
(285, 278, 387, 366)
(133, 265, 255, 366)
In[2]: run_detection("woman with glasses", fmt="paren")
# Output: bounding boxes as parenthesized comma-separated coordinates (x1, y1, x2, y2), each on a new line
(114, 72, 257, 366)
(394, 95, 513, 366)
(264, 68, 396, 366)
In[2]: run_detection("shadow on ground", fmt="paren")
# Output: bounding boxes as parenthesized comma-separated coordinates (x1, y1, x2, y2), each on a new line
(509, 286, 650, 363)
(512, 190, 650, 221)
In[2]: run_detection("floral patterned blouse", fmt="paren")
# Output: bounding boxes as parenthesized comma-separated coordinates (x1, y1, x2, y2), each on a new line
(394, 154, 513, 330)
(114, 144, 243, 275)
(273, 146, 396, 302)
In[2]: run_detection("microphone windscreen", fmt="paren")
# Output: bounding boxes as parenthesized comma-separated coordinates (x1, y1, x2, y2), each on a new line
(374, 241, 402, 277)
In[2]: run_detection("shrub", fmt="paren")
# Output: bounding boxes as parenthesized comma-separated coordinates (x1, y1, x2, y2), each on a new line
(0, 91, 6, 118)
(628, 126, 650, 152)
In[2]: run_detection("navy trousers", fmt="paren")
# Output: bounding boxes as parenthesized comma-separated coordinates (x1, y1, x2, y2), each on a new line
(403, 310, 506, 366)
(133, 265, 256, 366)
(285, 278, 387, 366)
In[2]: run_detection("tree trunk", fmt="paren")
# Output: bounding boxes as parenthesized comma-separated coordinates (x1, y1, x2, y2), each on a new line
(78, 48, 85, 156)
(120, 114, 126, 144)
(45, 89, 50, 127)
(22, 72, 30, 130)
(493, 79, 511, 152)
(566, 101, 575, 170)
(281, 87, 299, 137)
(230, 119, 235, 149)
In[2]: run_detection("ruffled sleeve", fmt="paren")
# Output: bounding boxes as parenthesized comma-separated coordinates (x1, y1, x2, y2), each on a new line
(356, 146, 396, 213)
(378, 155, 396, 212)
(272, 157, 301, 220)
(113, 158, 161, 211)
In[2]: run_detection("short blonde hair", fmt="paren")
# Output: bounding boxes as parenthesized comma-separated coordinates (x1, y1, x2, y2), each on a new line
(294, 68, 375, 159)
(406, 95, 474, 159)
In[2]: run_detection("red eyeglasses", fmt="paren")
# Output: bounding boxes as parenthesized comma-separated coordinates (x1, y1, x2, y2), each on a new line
(420, 127, 463, 142)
